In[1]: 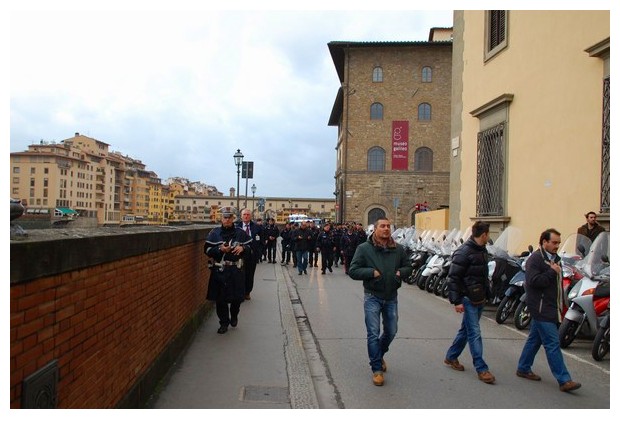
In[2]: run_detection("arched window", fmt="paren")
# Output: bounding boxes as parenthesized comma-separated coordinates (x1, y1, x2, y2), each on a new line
(418, 103, 431, 121)
(414, 147, 433, 171)
(368, 208, 386, 226)
(372, 66, 383, 82)
(370, 103, 383, 120)
(368, 147, 385, 171)
(422, 66, 432, 82)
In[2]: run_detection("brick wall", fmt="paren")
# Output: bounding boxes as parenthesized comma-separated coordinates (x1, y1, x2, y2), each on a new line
(10, 226, 212, 408)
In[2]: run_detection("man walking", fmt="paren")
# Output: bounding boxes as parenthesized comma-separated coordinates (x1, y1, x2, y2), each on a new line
(293, 221, 313, 275)
(315, 222, 336, 274)
(204, 207, 251, 334)
(444, 221, 495, 384)
(516, 228, 581, 392)
(348, 217, 412, 386)
(264, 217, 279, 263)
(236, 208, 262, 300)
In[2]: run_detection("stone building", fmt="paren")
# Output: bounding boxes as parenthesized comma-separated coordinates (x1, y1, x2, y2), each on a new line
(327, 29, 453, 227)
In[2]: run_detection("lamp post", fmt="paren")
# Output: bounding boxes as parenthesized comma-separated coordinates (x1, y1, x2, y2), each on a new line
(233, 149, 244, 212)
(251, 183, 256, 213)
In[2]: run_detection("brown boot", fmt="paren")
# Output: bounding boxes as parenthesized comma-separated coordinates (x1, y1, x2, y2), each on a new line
(478, 371, 496, 384)
(372, 372, 384, 386)
(559, 380, 581, 392)
(444, 358, 465, 371)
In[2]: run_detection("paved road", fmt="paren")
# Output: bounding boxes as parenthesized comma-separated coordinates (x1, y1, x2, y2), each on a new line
(151, 258, 610, 410)
(290, 261, 610, 409)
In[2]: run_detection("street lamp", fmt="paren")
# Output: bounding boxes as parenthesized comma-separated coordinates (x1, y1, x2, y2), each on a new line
(251, 183, 256, 213)
(233, 149, 244, 212)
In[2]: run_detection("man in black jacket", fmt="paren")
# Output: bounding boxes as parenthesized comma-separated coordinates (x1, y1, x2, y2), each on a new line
(236, 209, 262, 300)
(444, 221, 495, 384)
(264, 218, 279, 263)
(516, 228, 581, 392)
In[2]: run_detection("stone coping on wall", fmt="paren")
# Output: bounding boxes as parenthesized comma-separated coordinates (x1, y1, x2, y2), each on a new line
(10, 225, 213, 284)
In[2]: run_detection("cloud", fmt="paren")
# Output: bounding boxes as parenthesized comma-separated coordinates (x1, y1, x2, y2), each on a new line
(10, 8, 454, 198)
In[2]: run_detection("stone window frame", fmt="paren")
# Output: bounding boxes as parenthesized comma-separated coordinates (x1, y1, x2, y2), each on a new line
(484, 10, 509, 62)
(372, 66, 383, 83)
(418, 103, 431, 121)
(421, 66, 432, 82)
(367, 146, 386, 171)
(370, 102, 384, 120)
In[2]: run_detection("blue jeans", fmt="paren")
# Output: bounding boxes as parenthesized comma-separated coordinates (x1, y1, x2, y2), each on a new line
(296, 250, 309, 273)
(364, 293, 398, 373)
(517, 319, 572, 385)
(445, 297, 489, 373)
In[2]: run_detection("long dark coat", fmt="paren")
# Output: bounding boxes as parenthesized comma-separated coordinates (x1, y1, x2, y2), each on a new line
(204, 225, 251, 302)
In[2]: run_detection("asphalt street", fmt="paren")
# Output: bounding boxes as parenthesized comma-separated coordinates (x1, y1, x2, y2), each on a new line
(150, 252, 611, 411)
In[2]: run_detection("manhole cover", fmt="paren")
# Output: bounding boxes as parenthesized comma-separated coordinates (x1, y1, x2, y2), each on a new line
(241, 385, 289, 404)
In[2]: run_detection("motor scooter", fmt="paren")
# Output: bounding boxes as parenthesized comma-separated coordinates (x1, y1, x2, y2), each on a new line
(495, 245, 532, 324)
(592, 302, 609, 361)
(559, 231, 610, 348)
(486, 226, 524, 305)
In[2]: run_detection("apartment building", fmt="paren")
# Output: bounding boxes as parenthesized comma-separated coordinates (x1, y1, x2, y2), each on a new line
(450, 11, 610, 245)
(10, 133, 163, 226)
(328, 29, 453, 227)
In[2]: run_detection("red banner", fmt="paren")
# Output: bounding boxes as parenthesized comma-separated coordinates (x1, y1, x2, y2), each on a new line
(391, 121, 409, 170)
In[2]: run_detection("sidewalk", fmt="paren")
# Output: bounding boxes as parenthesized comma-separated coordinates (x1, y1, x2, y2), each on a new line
(150, 261, 319, 409)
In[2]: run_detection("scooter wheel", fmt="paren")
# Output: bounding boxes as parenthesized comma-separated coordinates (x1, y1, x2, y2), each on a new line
(558, 318, 579, 348)
(592, 324, 610, 361)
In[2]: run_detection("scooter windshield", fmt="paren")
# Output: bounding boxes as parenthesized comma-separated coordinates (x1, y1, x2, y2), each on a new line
(576, 231, 610, 279)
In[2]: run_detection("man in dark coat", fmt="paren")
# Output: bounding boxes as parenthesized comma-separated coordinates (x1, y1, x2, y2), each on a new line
(577, 211, 605, 242)
(236, 208, 263, 300)
(516, 228, 581, 392)
(280, 222, 293, 265)
(340, 224, 360, 275)
(315, 223, 336, 274)
(293, 221, 314, 275)
(205, 207, 252, 334)
(264, 218, 279, 263)
(444, 221, 495, 384)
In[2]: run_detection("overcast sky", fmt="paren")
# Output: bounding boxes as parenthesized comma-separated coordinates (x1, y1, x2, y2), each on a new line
(9, 3, 454, 199)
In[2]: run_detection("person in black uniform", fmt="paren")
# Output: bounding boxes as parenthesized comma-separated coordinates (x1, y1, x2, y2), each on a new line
(316, 222, 336, 274)
(280, 222, 293, 265)
(204, 207, 252, 334)
(264, 217, 279, 263)
(236, 208, 263, 300)
(308, 221, 320, 267)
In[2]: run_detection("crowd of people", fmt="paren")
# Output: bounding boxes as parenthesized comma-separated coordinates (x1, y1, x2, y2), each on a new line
(204, 208, 602, 393)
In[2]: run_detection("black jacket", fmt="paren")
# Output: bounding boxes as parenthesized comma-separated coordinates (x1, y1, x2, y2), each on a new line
(524, 248, 563, 323)
(447, 237, 490, 305)
(292, 226, 314, 251)
(204, 225, 251, 302)
(235, 220, 263, 262)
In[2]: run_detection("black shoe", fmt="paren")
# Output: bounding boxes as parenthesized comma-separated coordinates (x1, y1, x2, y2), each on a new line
(314, 264, 318, 267)
(321, 271, 326, 274)
(217, 326, 228, 334)
(334, 263, 338, 267)
(230, 318, 238, 327)
(304, 270, 308, 274)
(328, 267, 333, 272)
(299, 272, 303, 275)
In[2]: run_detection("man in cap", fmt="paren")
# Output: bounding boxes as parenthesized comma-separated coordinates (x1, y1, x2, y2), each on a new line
(204, 207, 252, 334)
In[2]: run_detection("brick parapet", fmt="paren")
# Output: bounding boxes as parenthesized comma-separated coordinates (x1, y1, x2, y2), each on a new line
(10, 226, 213, 408)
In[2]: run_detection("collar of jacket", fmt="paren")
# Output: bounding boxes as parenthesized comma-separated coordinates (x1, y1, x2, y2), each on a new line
(371, 232, 396, 249)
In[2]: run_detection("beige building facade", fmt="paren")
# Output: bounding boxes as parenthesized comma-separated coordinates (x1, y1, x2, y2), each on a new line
(450, 11, 610, 246)
(10, 133, 168, 226)
(328, 34, 453, 228)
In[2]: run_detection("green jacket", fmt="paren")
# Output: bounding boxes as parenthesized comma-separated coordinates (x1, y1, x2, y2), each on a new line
(348, 234, 413, 300)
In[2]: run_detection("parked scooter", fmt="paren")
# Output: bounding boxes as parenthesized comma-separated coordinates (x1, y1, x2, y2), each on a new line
(592, 302, 610, 361)
(494, 245, 532, 324)
(424, 229, 460, 294)
(559, 231, 610, 348)
(513, 233, 590, 330)
(486, 226, 524, 305)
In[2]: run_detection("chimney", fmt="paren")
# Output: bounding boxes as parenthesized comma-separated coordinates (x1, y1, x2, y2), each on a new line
(75, 132, 80, 137)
